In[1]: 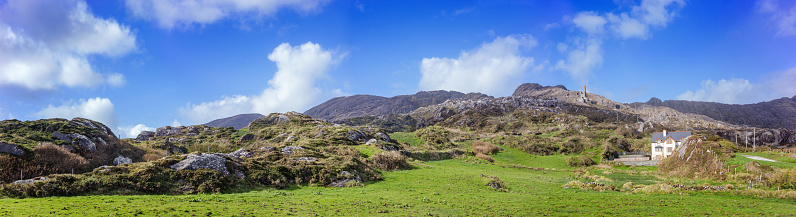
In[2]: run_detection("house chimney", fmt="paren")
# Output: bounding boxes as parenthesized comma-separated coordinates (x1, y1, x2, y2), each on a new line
(663, 130, 667, 137)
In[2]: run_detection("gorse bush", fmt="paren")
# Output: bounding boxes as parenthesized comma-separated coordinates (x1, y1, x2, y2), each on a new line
(472, 141, 501, 155)
(33, 142, 88, 174)
(370, 151, 411, 171)
(566, 155, 596, 167)
(489, 135, 558, 156)
(475, 153, 494, 162)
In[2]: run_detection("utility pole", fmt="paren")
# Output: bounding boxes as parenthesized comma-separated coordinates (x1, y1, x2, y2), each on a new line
(753, 127, 756, 153)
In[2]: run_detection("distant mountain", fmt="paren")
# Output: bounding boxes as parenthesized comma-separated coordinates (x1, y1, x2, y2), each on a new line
(204, 113, 265, 129)
(629, 96, 796, 130)
(304, 90, 491, 121)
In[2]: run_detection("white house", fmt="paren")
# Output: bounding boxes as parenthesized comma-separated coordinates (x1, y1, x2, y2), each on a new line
(650, 130, 692, 160)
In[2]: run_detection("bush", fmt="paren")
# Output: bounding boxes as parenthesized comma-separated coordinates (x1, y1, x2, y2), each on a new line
(370, 151, 411, 171)
(416, 126, 452, 149)
(33, 143, 88, 174)
(472, 141, 501, 155)
(566, 155, 596, 167)
(475, 153, 494, 162)
(770, 168, 796, 189)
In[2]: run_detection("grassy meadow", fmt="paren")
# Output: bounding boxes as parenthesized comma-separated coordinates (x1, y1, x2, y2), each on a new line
(3, 144, 796, 216)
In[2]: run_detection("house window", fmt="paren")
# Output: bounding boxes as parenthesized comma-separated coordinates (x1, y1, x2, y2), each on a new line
(666, 139, 672, 144)
(667, 147, 673, 152)
(655, 147, 662, 152)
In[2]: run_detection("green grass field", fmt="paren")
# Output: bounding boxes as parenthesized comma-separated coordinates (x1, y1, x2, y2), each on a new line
(3, 148, 796, 216)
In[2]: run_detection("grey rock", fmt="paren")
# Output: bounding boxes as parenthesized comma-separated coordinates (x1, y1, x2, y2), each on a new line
(239, 133, 254, 142)
(188, 126, 200, 134)
(68, 133, 96, 152)
(375, 132, 391, 142)
(234, 170, 245, 180)
(170, 153, 230, 176)
(155, 126, 183, 137)
(228, 148, 253, 158)
(281, 146, 304, 154)
(113, 155, 132, 165)
(136, 130, 155, 141)
(0, 142, 25, 156)
(52, 131, 70, 141)
(260, 146, 275, 152)
(69, 118, 116, 138)
(13, 177, 49, 185)
(365, 139, 378, 146)
(285, 136, 295, 142)
(381, 145, 397, 151)
(346, 130, 367, 142)
(329, 171, 361, 188)
(185, 133, 198, 136)
(296, 157, 317, 162)
(95, 165, 113, 172)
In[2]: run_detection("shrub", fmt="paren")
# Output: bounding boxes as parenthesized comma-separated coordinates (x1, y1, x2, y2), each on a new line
(475, 153, 495, 162)
(559, 138, 585, 155)
(416, 126, 452, 148)
(33, 143, 88, 174)
(370, 151, 411, 171)
(770, 167, 796, 189)
(566, 155, 596, 167)
(472, 141, 501, 155)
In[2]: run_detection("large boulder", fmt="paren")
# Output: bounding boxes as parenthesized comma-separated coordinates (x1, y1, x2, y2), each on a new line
(155, 127, 183, 137)
(52, 131, 70, 141)
(375, 132, 391, 142)
(170, 153, 230, 176)
(227, 148, 253, 158)
(113, 155, 132, 165)
(238, 133, 254, 142)
(329, 171, 361, 187)
(68, 133, 96, 152)
(346, 130, 368, 142)
(0, 142, 25, 156)
(136, 131, 155, 141)
(281, 146, 304, 154)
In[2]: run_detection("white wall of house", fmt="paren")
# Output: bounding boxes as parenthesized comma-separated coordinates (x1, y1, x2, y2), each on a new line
(650, 130, 690, 160)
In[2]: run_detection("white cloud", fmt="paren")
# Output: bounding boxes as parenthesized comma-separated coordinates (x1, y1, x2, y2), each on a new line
(757, 0, 796, 36)
(124, 0, 331, 29)
(0, 0, 137, 91)
(179, 41, 336, 124)
(118, 124, 154, 139)
(677, 79, 754, 104)
(677, 68, 796, 104)
(557, 0, 684, 84)
(418, 35, 537, 97)
(106, 73, 126, 87)
(572, 12, 607, 35)
(35, 97, 118, 130)
(171, 119, 182, 127)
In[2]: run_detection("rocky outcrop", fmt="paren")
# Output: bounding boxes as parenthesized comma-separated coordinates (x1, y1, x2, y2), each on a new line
(67, 133, 96, 152)
(170, 153, 230, 176)
(155, 127, 183, 137)
(281, 146, 304, 154)
(160, 141, 187, 154)
(136, 131, 155, 141)
(346, 130, 368, 142)
(68, 118, 116, 138)
(13, 177, 49, 185)
(375, 132, 391, 142)
(52, 131, 70, 141)
(0, 142, 25, 156)
(238, 133, 254, 142)
(227, 148, 253, 158)
(113, 155, 132, 165)
(329, 171, 361, 187)
(713, 128, 796, 147)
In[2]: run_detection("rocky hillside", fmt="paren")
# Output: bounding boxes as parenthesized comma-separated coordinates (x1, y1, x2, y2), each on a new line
(204, 113, 265, 129)
(304, 90, 490, 122)
(630, 96, 796, 130)
(0, 118, 146, 184)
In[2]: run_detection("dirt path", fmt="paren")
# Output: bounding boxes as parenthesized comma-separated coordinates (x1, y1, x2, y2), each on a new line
(741, 155, 779, 162)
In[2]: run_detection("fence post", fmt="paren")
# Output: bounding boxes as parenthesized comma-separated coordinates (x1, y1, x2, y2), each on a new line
(20, 169, 22, 180)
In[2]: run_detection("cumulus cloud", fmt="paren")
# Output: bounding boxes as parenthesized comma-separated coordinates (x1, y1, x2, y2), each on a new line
(418, 35, 537, 96)
(557, 0, 684, 84)
(0, 0, 137, 91)
(118, 124, 154, 139)
(757, 0, 796, 36)
(677, 67, 796, 104)
(35, 97, 118, 130)
(179, 41, 337, 124)
(106, 73, 127, 87)
(124, 0, 331, 29)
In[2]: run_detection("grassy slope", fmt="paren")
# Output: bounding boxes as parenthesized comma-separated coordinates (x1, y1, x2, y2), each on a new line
(2, 148, 796, 216)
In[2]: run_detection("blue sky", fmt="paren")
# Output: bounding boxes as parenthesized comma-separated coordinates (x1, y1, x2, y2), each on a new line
(1, 0, 794, 138)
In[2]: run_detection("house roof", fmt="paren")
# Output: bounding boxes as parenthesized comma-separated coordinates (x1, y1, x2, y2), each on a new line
(651, 131, 691, 143)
